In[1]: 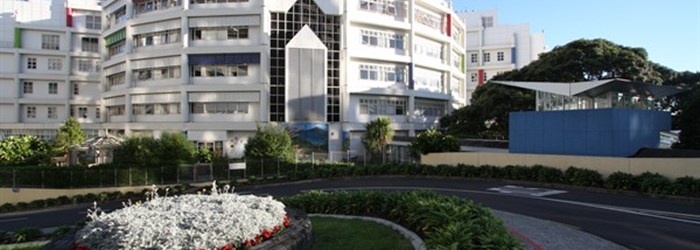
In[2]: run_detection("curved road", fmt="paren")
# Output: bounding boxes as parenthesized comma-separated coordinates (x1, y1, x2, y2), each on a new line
(1, 176, 699, 249)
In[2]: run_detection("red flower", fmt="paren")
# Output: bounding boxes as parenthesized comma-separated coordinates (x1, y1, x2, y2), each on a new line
(283, 215, 291, 227)
(262, 229, 272, 239)
(219, 244, 233, 250)
(274, 225, 281, 232)
(244, 240, 253, 247)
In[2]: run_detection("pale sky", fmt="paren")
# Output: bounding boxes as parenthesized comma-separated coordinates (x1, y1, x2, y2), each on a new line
(453, 0, 700, 72)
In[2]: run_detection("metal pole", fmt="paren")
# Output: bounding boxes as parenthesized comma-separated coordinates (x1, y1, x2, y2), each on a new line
(84, 169, 87, 187)
(69, 171, 73, 188)
(176, 167, 180, 184)
(160, 166, 164, 185)
(145, 169, 148, 185)
(12, 170, 15, 188)
(99, 169, 102, 188)
(227, 166, 231, 181)
(41, 170, 44, 188)
(364, 150, 367, 166)
(312, 152, 315, 166)
(260, 159, 264, 178)
(209, 164, 213, 181)
(277, 158, 280, 177)
(193, 165, 197, 182)
(129, 168, 132, 186)
(114, 168, 117, 187)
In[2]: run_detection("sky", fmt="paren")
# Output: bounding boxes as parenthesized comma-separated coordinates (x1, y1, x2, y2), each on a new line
(452, 0, 700, 72)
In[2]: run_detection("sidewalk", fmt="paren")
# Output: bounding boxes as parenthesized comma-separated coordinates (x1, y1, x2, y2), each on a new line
(493, 210, 628, 250)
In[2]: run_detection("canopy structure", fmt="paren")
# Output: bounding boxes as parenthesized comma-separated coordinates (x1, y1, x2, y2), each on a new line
(493, 78, 688, 111)
(70, 135, 123, 166)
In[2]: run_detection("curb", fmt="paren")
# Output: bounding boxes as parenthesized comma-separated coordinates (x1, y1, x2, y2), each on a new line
(309, 214, 426, 250)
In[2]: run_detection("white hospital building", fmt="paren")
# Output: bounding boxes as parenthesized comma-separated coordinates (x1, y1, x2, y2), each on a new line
(0, 0, 467, 158)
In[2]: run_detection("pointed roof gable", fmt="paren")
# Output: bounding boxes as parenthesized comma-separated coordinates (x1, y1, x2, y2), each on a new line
(286, 25, 327, 50)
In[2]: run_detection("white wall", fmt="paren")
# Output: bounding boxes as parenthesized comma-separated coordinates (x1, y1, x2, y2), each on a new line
(72, 81, 101, 100)
(0, 79, 17, 98)
(20, 80, 68, 99)
(21, 30, 67, 51)
(71, 105, 99, 123)
(0, 54, 16, 73)
(347, 95, 407, 124)
(346, 61, 408, 93)
(20, 55, 65, 74)
(190, 103, 260, 122)
(0, 105, 15, 123)
(189, 26, 261, 47)
(190, 65, 261, 85)
(20, 104, 67, 123)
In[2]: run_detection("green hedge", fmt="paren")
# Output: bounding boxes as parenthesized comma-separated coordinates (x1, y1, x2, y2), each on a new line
(281, 191, 522, 249)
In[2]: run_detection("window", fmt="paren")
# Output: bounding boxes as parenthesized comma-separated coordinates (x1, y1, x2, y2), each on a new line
(359, 0, 400, 16)
(470, 73, 477, 82)
(49, 82, 58, 94)
(133, 103, 181, 115)
(78, 60, 93, 72)
(47, 106, 58, 119)
(26, 106, 36, 118)
(191, 26, 249, 41)
(415, 101, 445, 116)
(134, 66, 181, 82)
(470, 53, 477, 63)
(497, 51, 504, 61)
(81, 37, 99, 52)
(107, 41, 126, 57)
(359, 98, 406, 115)
(27, 57, 37, 69)
(361, 29, 404, 50)
(190, 102, 248, 114)
(23, 82, 33, 94)
(42, 34, 60, 50)
(107, 105, 125, 116)
(114, 7, 127, 24)
(95, 107, 100, 119)
(85, 15, 101, 30)
(135, 30, 180, 47)
(190, 64, 247, 77)
(359, 64, 405, 83)
(107, 73, 126, 87)
(73, 83, 79, 95)
(482, 16, 494, 28)
(78, 107, 88, 118)
(48, 58, 62, 71)
(483, 72, 488, 82)
(483, 52, 490, 63)
(415, 8, 442, 31)
(190, 0, 250, 3)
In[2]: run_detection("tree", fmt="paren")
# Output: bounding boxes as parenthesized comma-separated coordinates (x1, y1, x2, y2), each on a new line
(0, 135, 49, 165)
(244, 124, 295, 162)
(54, 117, 85, 156)
(158, 132, 197, 165)
(113, 133, 197, 167)
(362, 117, 394, 164)
(409, 129, 460, 159)
(442, 38, 669, 139)
(674, 87, 700, 150)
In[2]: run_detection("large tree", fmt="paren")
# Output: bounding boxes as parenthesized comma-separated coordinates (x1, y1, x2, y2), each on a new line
(362, 117, 394, 164)
(54, 117, 85, 156)
(244, 124, 295, 162)
(409, 129, 460, 159)
(674, 87, 700, 149)
(0, 135, 50, 165)
(442, 39, 669, 139)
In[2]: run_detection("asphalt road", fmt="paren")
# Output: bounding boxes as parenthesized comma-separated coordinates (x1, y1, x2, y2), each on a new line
(1, 176, 699, 249)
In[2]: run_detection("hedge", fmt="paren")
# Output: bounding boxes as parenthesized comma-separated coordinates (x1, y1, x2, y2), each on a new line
(281, 190, 522, 249)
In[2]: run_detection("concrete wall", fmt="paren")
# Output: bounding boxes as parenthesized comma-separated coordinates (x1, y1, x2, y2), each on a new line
(422, 152, 700, 179)
(0, 185, 154, 204)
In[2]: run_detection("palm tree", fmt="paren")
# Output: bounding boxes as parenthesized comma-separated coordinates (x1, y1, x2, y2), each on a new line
(362, 117, 394, 164)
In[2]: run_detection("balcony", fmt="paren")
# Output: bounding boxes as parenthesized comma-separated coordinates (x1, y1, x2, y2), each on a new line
(133, 0, 182, 17)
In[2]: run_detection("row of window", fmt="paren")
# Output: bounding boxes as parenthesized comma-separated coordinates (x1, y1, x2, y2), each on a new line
(470, 72, 488, 83)
(108, 41, 126, 58)
(191, 26, 249, 41)
(22, 82, 80, 95)
(415, 101, 444, 116)
(190, 102, 249, 114)
(107, 73, 126, 87)
(25, 106, 98, 119)
(359, 98, 405, 115)
(133, 103, 181, 115)
(134, 66, 181, 82)
(26, 57, 62, 71)
(415, 75, 443, 89)
(359, 0, 400, 16)
(415, 8, 442, 31)
(41, 35, 60, 50)
(359, 64, 405, 83)
(134, 0, 181, 16)
(361, 29, 404, 50)
(134, 29, 180, 47)
(191, 64, 248, 77)
(470, 51, 506, 63)
(414, 43, 442, 60)
(190, 0, 249, 3)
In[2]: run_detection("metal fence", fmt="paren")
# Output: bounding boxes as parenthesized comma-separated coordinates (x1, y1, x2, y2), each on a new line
(0, 150, 416, 189)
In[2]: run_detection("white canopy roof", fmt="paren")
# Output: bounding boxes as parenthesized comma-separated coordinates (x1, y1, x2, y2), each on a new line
(493, 78, 687, 98)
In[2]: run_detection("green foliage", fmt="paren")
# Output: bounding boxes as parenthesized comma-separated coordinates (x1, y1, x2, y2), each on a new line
(113, 133, 196, 167)
(54, 117, 85, 156)
(11, 227, 42, 243)
(605, 172, 637, 190)
(0, 135, 50, 165)
(442, 39, 670, 139)
(674, 87, 700, 149)
(670, 176, 700, 196)
(409, 129, 461, 158)
(636, 172, 672, 194)
(244, 124, 295, 162)
(281, 191, 521, 249)
(362, 117, 394, 163)
(565, 167, 604, 187)
(310, 217, 413, 250)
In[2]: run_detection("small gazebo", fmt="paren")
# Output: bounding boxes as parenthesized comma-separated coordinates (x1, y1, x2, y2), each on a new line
(70, 135, 123, 166)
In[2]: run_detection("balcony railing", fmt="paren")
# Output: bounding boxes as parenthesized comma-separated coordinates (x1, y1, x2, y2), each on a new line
(133, 0, 181, 17)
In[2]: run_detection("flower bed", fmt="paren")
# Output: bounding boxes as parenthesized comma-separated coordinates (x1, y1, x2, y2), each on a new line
(73, 185, 288, 250)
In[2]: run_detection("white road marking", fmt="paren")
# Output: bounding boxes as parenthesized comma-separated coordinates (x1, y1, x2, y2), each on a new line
(304, 186, 700, 226)
(0, 217, 28, 223)
(488, 185, 567, 197)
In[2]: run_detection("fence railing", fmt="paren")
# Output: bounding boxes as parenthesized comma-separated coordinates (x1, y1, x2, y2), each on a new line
(0, 150, 416, 189)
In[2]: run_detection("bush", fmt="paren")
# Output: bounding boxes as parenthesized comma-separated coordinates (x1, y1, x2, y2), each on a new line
(281, 191, 521, 249)
(671, 176, 700, 196)
(28, 199, 46, 209)
(12, 227, 43, 243)
(565, 167, 604, 187)
(409, 129, 461, 158)
(531, 165, 564, 183)
(0, 203, 16, 213)
(637, 172, 672, 194)
(605, 172, 637, 191)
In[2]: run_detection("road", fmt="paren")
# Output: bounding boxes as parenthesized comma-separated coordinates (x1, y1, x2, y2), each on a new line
(1, 176, 699, 249)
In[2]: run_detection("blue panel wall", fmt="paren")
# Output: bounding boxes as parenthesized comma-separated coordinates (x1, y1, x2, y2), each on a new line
(509, 109, 671, 157)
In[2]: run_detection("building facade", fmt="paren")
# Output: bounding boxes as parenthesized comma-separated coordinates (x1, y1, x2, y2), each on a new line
(458, 9, 545, 103)
(1, 0, 467, 159)
(0, 0, 103, 140)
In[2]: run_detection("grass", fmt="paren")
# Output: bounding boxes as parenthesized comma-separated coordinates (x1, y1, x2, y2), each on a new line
(310, 217, 414, 250)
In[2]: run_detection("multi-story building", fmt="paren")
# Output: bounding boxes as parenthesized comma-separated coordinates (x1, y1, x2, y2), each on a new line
(1, 0, 466, 159)
(458, 9, 545, 103)
(0, 0, 102, 140)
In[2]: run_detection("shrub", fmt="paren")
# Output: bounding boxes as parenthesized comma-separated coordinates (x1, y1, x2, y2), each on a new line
(409, 129, 461, 158)
(57, 195, 70, 205)
(71, 195, 86, 204)
(565, 167, 604, 187)
(671, 176, 700, 196)
(281, 191, 521, 249)
(637, 172, 672, 194)
(29, 199, 46, 209)
(12, 227, 43, 243)
(531, 165, 564, 183)
(605, 172, 637, 191)
(15, 202, 29, 210)
(0, 203, 16, 213)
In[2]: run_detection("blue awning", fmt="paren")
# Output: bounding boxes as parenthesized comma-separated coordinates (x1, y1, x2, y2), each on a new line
(189, 53, 260, 65)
